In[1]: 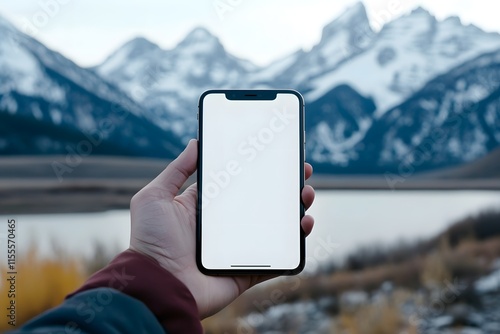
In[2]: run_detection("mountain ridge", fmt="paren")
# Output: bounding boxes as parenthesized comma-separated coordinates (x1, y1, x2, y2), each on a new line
(0, 14, 182, 158)
(1, 4, 500, 176)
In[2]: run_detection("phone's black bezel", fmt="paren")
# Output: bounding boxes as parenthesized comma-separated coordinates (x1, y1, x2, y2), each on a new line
(196, 89, 305, 276)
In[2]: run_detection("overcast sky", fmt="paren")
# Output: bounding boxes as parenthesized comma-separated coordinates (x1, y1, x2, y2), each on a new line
(0, 0, 496, 67)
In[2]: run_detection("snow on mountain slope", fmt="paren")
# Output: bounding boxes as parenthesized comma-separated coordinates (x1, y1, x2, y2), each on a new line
(95, 3, 500, 134)
(302, 5, 500, 169)
(307, 7, 500, 116)
(353, 49, 500, 174)
(249, 50, 304, 85)
(0, 14, 182, 158)
(95, 27, 258, 139)
(91, 3, 500, 170)
(0, 18, 64, 104)
(305, 85, 376, 166)
(95, 2, 376, 141)
(4, 3, 500, 174)
(0, 15, 145, 118)
(263, 2, 375, 89)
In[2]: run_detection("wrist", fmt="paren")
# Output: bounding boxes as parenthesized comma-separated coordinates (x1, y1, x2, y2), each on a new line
(67, 249, 203, 333)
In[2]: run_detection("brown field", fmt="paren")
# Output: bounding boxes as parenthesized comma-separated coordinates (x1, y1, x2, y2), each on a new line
(0, 156, 499, 214)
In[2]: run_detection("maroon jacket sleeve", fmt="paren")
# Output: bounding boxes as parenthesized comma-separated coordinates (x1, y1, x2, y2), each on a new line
(66, 249, 203, 334)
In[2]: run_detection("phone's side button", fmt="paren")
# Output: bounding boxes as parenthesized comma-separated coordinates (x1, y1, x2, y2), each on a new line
(304, 131, 306, 160)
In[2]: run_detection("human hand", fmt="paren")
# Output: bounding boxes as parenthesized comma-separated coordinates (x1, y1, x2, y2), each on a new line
(129, 139, 315, 318)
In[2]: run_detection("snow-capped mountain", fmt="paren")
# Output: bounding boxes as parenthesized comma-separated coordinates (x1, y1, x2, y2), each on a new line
(2, 2, 500, 176)
(305, 6, 500, 114)
(256, 2, 376, 89)
(0, 14, 182, 157)
(305, 84, 376, 166)
(95, 27, 257, 140)
(302, 4, 500, 170)
(93, 2, 500, 172)
(307, 48, 500, 174)
(350, 48, 500, 174)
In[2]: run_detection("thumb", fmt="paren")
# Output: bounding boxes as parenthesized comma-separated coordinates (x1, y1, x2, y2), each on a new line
(179, 182, 197, 204)
(151, 139, 198, 199)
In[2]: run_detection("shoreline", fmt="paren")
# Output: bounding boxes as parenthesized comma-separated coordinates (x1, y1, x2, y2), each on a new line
(1, 156, 499, 214)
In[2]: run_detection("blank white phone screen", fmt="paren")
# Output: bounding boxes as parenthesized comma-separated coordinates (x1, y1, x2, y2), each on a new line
(201, 93, 302, 270)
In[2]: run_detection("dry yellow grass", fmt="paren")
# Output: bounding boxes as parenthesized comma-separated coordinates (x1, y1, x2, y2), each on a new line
(0, 245, 86, 331)
(0, 235, 498, 333)
(203, 237, 500, 333)
(334, 290, 419, 334)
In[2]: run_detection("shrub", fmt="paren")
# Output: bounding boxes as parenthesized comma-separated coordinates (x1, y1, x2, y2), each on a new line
(0, 245, 86, 330)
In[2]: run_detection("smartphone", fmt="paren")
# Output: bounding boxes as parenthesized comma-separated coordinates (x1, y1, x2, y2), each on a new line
(197, 89, 305, 275)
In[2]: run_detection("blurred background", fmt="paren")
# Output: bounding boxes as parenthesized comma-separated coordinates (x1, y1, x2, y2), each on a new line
(1, 0, 500, 333)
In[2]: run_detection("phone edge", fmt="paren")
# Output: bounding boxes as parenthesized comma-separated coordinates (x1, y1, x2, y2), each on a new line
(196, 89, 306, 276)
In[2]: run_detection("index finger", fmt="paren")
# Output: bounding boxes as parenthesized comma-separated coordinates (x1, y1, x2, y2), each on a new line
(305, 163, 313, 180)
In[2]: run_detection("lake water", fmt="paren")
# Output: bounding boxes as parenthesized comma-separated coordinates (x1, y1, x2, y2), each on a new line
(1, 191, 499, 271)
